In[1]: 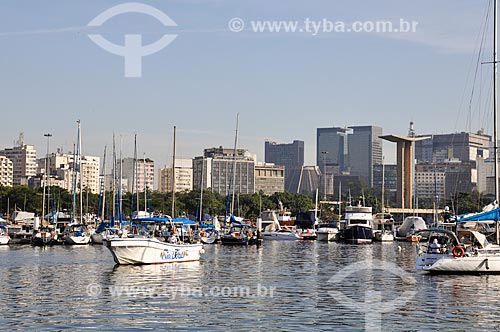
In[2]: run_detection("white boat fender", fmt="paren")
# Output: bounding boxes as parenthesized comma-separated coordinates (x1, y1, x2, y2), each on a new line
(398, 245, 402, 252)
(199, 248, 205, 254)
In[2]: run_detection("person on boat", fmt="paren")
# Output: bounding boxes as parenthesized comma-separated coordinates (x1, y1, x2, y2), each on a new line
(169, 234, 178, 244)
(430, 238, 441, 254)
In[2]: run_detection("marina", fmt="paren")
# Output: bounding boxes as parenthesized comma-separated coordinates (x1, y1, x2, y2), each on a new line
(3, 0, 500, 330)
(2, 242, 500, 331)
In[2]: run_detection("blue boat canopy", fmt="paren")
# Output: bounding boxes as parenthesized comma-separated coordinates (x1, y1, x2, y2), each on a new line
(457, 208, 500, 222)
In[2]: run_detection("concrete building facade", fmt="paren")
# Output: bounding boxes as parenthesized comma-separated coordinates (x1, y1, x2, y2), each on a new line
(193, 147, 255, 196)
(158, 159, 193, 193)
(0, 143, 37, 186)
(120, 158, 154, 193)
(255, 163, 285, 195)
(0, 156, 13, 187)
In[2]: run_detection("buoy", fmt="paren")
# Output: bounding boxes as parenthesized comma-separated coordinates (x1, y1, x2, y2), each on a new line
(398, 245, 402, 252)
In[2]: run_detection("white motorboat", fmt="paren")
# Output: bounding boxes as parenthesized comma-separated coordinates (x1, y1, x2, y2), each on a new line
(258, 211, 301, 241)
(343, 203, 374, 244)
(104, 217, 204, 264)
(0, 225, 9, 245)
(63, 223, 91, 245)
(105, 237, 204, 265)
(373, 213, 395, 242)
(316, 222, 339, 241)
(416, 229, 500, 274)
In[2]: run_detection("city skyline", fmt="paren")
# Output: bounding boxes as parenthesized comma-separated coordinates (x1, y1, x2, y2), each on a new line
(0, 0, 495, 172)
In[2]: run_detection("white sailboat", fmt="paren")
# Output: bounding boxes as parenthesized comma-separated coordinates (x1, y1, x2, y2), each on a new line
(416, 0, 500, 273)
(258, 210, 301, 241)
(64, 120, 91, 245)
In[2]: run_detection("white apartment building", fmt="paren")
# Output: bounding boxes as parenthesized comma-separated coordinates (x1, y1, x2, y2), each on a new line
(0, 156, 13, 187)
(120, 158, 154, 193)
(0, 143, 37, 186)
(37, 152, 101, 194)
(158, 159, 193, 193)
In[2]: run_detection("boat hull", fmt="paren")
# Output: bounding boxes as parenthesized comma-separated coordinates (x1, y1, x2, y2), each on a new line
(317, 229, 338, 242)
(374, 231, 394, 242)
(262, 231, 301, 241)
(344, 226, 373, 244)
(105, 238, 204, 265)
(0, 236, 9, 245)
(419, 255, 500, 274)
(64, 235, 91, 245)
(91, 233, 103, 244)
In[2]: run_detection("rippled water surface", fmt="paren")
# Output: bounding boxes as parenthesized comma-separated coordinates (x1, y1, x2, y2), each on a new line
(2, 241, 500, 331)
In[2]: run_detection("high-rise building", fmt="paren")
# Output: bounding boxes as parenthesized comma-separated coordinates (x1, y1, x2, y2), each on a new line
(120, 157, 154, 193)
(373, 164, 398, 204)
(264, 140, 304, 192)
(415, 131, 491, 164)
(317, 126, 382, 187)
(0, 156, 13, 187)
(254, 163, 285, 195)
(414, 164, 446, 200)
(36, 152, 101, 193)
(0, 140, 37, 186)
(158, 159, 193, 193)
(193, 147, 255, 196)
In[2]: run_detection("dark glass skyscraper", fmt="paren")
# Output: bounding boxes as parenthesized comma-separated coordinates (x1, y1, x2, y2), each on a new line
(264, 140, 304, 193)
(317, 126, 383, 187)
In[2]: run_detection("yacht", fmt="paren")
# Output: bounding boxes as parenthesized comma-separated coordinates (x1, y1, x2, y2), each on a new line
(63, 223, 91, 245)
(105, 217, 204, 264)
(258, 210, 301, 241)
(343, 203, 373, 244)
(316, 222, 339, 241)
(415, 229, 500, 273)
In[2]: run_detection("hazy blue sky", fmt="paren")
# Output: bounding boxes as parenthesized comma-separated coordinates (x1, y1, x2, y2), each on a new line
(0, 0, 495, 173)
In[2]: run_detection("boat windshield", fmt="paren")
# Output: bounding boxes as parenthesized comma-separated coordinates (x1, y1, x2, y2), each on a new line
(349, 219, 370, 226)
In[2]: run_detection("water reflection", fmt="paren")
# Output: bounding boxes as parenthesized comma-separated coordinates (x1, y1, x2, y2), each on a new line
(1, 243, 500, 330)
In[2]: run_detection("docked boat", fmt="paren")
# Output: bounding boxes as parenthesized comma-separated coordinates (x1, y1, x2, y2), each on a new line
(415, 229, 500, 273)
(199, 227, 218, 244)
(0, 225, 9, 245)
(295, 211, 318, 240)
(63, 223, 91, 245)
(373, 213, 395, 242)
(220, 220, 260, 245)
(105, 217, 204, 264)
(397, 216, 427, 242)
(343, 203, 373, 244)
(316, 222, 339, 241)
(259, 210, 301, 241)
(32, 225, 57, 246)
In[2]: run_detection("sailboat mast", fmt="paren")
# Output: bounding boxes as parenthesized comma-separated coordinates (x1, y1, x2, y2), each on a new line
(101, 145, 107, 222)
(112, 134, 116, 222)
(78, 121, 83, 223)
(131, 133, 137, 217)
(171, 126, 177, 217)
(230, 113, 239, 215)
(494, 0, 499, 244)
(381, 159, 385, 212)
(199, 157, 204, 223)
(143, 153, 147, 213)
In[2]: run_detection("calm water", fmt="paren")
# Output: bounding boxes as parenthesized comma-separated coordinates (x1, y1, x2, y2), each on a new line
(1, 241, 500, 331)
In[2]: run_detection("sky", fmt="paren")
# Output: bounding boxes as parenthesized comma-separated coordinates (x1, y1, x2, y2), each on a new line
(0, 0, 496, 179)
